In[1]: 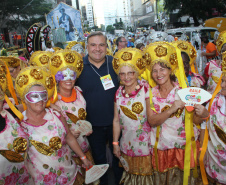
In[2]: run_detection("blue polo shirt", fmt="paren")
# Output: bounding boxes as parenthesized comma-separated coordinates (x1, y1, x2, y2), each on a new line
(76, 55, 119, 127)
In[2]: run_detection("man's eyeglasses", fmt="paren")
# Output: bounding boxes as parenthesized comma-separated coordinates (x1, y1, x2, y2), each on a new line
(120, 41, 127, 43)
(119, 71, 135, 78)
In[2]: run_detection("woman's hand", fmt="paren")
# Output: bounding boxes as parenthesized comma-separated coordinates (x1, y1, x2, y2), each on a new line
(194, 104, 209, 118)
(71, 130, 81, 138)
(50, 103, 62, 113)
(171, 100, 185, 113)
(81, 158, 93, 169)
(113, 145, 121, 158)
(85, 131, 93, 136)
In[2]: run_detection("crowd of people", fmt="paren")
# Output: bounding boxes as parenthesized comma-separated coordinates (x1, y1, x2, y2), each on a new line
(0, 29, 226, 185)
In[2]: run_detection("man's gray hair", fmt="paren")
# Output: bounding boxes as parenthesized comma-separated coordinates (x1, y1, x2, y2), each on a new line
(87, 31, 107, 43)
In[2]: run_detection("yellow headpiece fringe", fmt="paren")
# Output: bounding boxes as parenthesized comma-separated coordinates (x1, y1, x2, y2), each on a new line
(199, 74, 222, 185)
(216, 30, 226, 54)
(171, 40, 198, 74)
(15, 66, 55, 103)
(49, 49, 83, 78)
(113, 48, 146, 76)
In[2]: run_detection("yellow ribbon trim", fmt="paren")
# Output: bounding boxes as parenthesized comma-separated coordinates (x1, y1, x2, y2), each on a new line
(183, 110, 192, 184)
(191, 64, 197, 74)
(141, 69, 156, 87)
(46, 75, 58, 107)
(175, 48, 198, 185)
(4, 62, 19, 105)
(149, 89, 159, 171)
(147, 48, 197, 181)
(51, 83, 58, 104)
(22, 102, 27, 111)
(191, 119, 198, 178)
(199, 74, 222, 185)
(4, 95, 23, 121)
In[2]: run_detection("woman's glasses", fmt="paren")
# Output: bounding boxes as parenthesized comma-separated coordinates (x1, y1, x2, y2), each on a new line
(119, 71, 135, 78)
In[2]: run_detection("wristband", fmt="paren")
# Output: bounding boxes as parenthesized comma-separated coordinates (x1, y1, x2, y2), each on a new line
(202, 114, 210, 120)
(112, 142, 119, 145)
(80, 156, 86, 160)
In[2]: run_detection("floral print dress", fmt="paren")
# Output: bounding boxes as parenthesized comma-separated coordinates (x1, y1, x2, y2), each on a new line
(207, 60, 222, 94)
(0, 108, 32, 185)
(204, 94, 226, 184)
(115, 80, 153, 184)
(151, 83, 200, 150)
(150, 83, 202, 185)
(55, 86, 95, 185)
(21, 108, 77, 185)
(55, 86, 89, 156)
(189, 72, 205, 87)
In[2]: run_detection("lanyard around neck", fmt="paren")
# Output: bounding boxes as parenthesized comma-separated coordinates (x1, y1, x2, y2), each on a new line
(89, 56, 109, 77)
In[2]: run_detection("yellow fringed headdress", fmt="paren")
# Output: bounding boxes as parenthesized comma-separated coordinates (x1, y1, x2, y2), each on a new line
(53, 47, 63, 52)
(49, 49, 83, 77)
(0, 59, 23, 120)
(106, 48, 113, 56)
(29, 51, 53, 67)
(66, 41, 78, 49)
(144, 41, 178, 73)
(171, 40, 197, 73)
(216, 30, 226, 54)
(222, 51, 226, 76)
(79, 41, 86, 49)
(0, 56, 21, 68)
(0, 60, 7, 101)
(112, 48, 146, 76)
(15, 66, 55, 102)
(0, 58, 19, 104)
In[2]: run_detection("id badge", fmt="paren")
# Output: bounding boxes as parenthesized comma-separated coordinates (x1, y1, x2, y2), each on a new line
(100, 74, 115, 90)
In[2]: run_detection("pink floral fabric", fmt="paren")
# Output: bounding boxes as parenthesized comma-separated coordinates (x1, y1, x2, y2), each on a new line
(21, 108, 77, 185)
(0, 109, 32, 185)
(115, 80, 152, 156)
(151, 83, 199, 150)
(55, 86, 90, 157)
(190, 72, 205, 87)
(207, 60, 222, 94)
(205, 94, 226, 184)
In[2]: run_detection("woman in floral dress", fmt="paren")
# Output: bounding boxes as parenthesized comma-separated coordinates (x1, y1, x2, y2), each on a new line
(144, 42, 208, 185)
(0, 61, 32, 185)
(201, 51, 226, 184)
(15, 66, 92, 185)
(49, 50, 96, 185)
(204, 30, 226, 94)
(112, 48, 154, 185)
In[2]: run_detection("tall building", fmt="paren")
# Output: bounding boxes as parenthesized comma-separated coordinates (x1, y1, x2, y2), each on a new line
(92, 0, 131, 29)
(86, 0, 94, 27)
(115, 0, 131, 27)
(130, 0, 156, 28)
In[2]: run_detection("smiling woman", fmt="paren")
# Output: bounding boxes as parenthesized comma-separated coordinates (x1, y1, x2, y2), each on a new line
(112, 48, 154, 185)
(49, 49, 97, 185)
(15, 66, 92, 185)
(144, 42, 208, 185)
(200, 52, 226, 184)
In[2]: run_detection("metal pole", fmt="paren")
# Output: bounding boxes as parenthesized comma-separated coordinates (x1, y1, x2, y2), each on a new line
(76, 0, 79, 10)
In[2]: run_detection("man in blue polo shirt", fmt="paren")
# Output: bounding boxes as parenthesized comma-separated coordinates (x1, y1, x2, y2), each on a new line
(76, 32, 123, 185)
